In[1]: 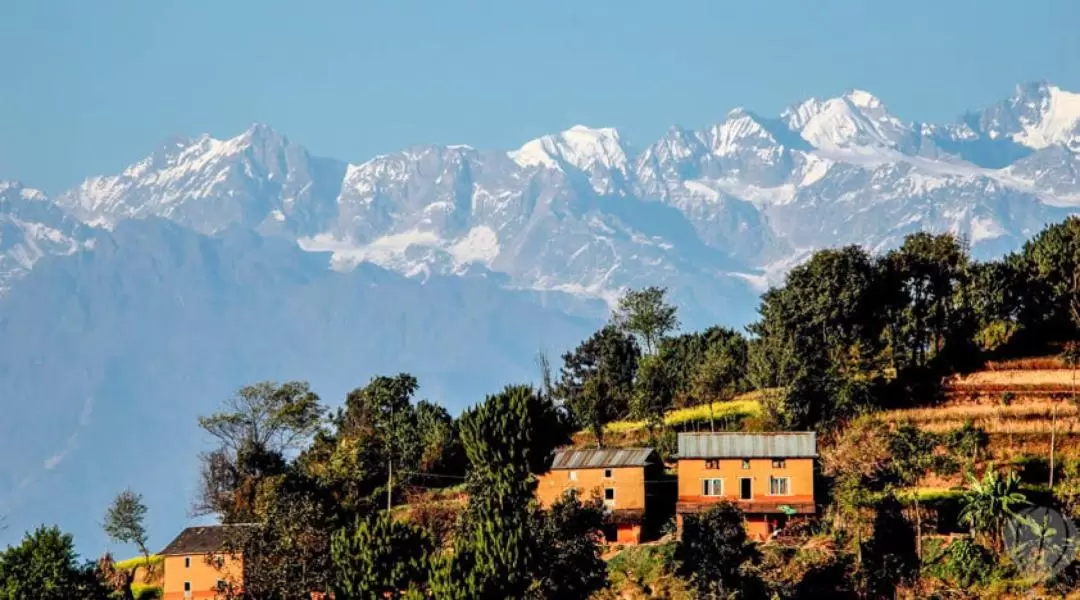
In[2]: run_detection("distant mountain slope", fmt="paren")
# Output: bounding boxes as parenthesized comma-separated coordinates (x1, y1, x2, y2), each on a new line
(22, 82, 1075, 325)
(0, 218, 597, 552)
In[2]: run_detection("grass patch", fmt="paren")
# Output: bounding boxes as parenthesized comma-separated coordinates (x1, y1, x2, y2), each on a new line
(897, 487, 964, 505)
(604, 392, 765, 435)
(114, 554, 163, 572)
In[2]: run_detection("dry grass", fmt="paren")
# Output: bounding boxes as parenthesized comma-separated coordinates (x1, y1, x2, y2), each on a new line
(602, 391, 767, 434)
(880, 399, 1080, 435)
(946, 369, 1078, 389)
(983, 356, 1066, 371)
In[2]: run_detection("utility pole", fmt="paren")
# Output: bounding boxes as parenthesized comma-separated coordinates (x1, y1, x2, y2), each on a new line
(387, 399, 394, 511)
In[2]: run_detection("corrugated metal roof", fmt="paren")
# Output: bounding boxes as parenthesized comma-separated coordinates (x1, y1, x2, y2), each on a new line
(549, 447, 658, 470)
(677, 432, 817, 458)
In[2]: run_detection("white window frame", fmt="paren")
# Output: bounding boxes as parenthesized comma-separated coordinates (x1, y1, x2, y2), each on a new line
(184, 555, 190, 568)
(741, 458, 751, 470)
(739, 476, 754, 500)
(702, 478, 723, 497)
(603, 487, 616, 506)
(772, 458, 787, 469)
(568, 470, 578, 481)
(769, 476, 791, 496)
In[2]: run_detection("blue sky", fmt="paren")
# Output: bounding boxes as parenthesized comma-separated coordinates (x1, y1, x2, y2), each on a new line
(1, 0, 1077, 193)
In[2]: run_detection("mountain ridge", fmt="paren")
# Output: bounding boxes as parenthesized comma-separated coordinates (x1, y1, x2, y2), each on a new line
(28, 82, 1076, 316)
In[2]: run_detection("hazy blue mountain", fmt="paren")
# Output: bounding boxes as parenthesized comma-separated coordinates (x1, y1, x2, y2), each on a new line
(0, 218, 597, 552)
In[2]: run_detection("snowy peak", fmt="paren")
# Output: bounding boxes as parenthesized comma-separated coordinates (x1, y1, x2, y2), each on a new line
(509, 125, 630, 173)
(705, 109, 779, 156)
(844, 89, 884, 110)
(782, 89, 913, 151)
(1008, 82, 1080, 150)
(0, 183, 91, 295)
(56, 123, 341, 234)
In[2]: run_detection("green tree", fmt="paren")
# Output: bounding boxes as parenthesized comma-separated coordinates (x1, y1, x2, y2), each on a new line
(557, 325, 640, 445)
(529, 490, 609, 600)
(748, 246, 887, 426)
(889, 423, 938, 562)
(632, 354, 674, 435)
(882, 232, 973, 372)
(102, 489, 151, 598)
(661, 327, 748, 407)
(103, 489, 149, 564)
(613, 286, 679, 354)
(0, 526, 109, 600)
(959, 466, 1029, 552)
(196, 381, 325, 520)
(330, 511, 433, 599)
(968, 259, 1027, 352)
(414, 400, 465, 479)
(690, 332, 749, 415)
(450, 385, 569, 598)
(230, 487, 337, 599)
(1022, 215, 1080, 332)
(340, 374, 423, 509)
(676, 502, 758, 599)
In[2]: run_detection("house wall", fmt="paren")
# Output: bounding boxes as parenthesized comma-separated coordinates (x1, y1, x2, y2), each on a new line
(615, 523, 642, 544)
(536, 466, 646, 510)
(676, 457, 814, 506)
(162, 553, 243, 600)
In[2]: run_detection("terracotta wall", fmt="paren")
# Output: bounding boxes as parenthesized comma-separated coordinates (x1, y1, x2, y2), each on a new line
(162, 553, 243, 600)
(536, 466, 646, 510)
(676, 458, 813, 505)
(615, 523, 642, 544)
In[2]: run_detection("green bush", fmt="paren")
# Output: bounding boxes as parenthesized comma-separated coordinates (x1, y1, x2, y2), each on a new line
(925, 538, 993, 588)
(607, 542, 678, 589)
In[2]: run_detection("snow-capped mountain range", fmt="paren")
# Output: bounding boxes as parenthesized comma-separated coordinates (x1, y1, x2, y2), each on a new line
(4, 81, 1080, 322)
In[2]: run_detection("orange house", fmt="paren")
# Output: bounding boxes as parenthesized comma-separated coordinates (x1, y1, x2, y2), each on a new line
(675, 432, 817, 540)
(159, 524, 253, 599)
(536, 447, 662, 544)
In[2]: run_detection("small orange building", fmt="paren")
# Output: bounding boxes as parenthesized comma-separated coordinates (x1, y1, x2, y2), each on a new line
(159, 524, 253, 599)
(675, 432, 817, 540)
(536, 447, 662, 544)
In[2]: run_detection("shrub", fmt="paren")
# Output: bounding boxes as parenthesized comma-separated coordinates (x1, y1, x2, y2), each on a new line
(925, 538, 994, 588)
(131, 584, 162, 600)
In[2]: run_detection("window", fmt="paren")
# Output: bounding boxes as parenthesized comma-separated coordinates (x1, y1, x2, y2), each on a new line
(702, 478, 723, 496)
(604, 468, 613, 479)
(604, 488, 615, 505)
(184, 556, 190, 568)
(568, 470, 578, 481)
(184, 581, 191, 592)
(769, 476, 790, 496)
(705, 459, 721, 470)
(214, 554, 225, 568)
(741, 459, 751, 469)
(216, 580, 228, 592)
(772, 459, 786, 469)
